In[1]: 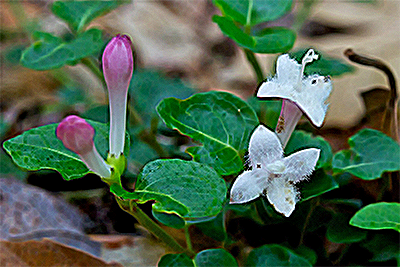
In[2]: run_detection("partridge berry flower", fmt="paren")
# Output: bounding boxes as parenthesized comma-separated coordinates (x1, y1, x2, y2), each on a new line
(230, 125, 320, 217)
(56, 115, 111, 178)
(102, 34, 134, 158)
(257, 49, 332, 147)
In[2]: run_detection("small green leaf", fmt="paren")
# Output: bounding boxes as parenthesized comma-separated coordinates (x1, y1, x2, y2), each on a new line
(195, 211, 227, 241)
(213, 0, 293, 25)
(152, 211, 186, 229)
(286, 130, 333, 169)
(157, 91, 259, 175)
(158, 253, 194, 267)
(132, 159, 227, 222)
(300, 170, 339, 202)
(290, 48, 355, 77)
(332, 129, 400, 180)
(327, 213, 367, 243)
(195, 249, 238, 267)
(51, 1, 121, 33)
(213, 16, 295, 54)
(20, 29, 104, 70)
(3, 119, 128, 180)
(246, 244, 312, 266)
(350, 202, 400, 232)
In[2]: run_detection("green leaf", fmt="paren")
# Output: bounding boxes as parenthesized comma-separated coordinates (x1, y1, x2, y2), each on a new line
(212, 16, 295, 54)
(361, 233, 400, 263)
(117, 159, 227, 222)
(158, 253, 195, 267)
(195, 211, 227, 241)
(290, 48, 355, 77)
(332, 129, 400, 180)
(246, 244, 312, 266)
(195, 249, 238, 267)
(327, 213, 367, 243)
(213, 0, 293, 26)
(0, 150, 28, 181)
(51, 1, 120, 33)
(152, 211, 186, 229)
(3, 119, 129, 180)
(300, 170, 339, 202)
(350, 202, 400, 232)
(292, 246, 317, 266)
(157, 91, 259, 175)
(130, 69, 195, 126)
(247, 98, 281, 129)
(286, 130, 333, 169)
(20, 29, 104, 70)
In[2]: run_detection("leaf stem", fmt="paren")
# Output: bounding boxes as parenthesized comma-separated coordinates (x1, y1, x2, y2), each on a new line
(184, 224, 194, 254)
(244, 49, 264, 84)
(116, 197, 195, 257)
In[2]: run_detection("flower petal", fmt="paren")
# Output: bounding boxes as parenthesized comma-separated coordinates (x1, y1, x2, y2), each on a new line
(265, 178, 298, 217)
(283, 148, 320, 183)
(276, 54, 302, 86)
(230, 170, 268, 204)
(248, 125, 283, 169)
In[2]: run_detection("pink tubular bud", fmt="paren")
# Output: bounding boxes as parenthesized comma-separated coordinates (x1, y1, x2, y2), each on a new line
(102, 34, 134, 157)
(56, 115, 111, 178)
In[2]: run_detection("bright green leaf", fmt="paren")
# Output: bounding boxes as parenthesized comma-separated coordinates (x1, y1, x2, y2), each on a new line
(20, 29, 104, 70)
(157, 91, 259, 175)
(300, 170, 339, 202)
(246, 244, 312, 266)
(350, 202, 400, 232)
(290, 48, 355, 77)
(195, 249, 238, 267)
(51, 1, 121, 33)
(213, 16, 295, 54)
(158, 253, 194, 267)
(213, 0, 293, 25)
(332, 129, 400, 180)
(2, 119, 128, 180)
(286, 130, 333, 169)
(327, 213, 367, 243)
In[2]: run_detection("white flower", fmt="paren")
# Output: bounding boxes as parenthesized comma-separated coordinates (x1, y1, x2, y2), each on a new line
(230, 125, 320, 217)
(257, 49, 332, 146)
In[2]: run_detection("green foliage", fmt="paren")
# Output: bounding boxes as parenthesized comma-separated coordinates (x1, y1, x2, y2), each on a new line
(213, 16, 296, 54)
(195, 249, 238, 267)
(332, 129, 400, 180)
(20, 29, 104, 70)
(361, 233, 400, 264)
(195, 211, 227, 241)
(350, 202, 400, 232)
(51, 1, 121, 33)
(290, 48, 355, 77)
(213, 0, 293, 26)
(158, 253, 194, 267)
(246, 244, 312, 266)
(327, 213, 367, 243)
(300, 170, 339, 202)
(157, 91, 259, 175)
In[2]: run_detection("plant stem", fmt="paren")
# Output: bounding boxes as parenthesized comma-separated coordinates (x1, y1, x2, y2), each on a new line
(244, 49, 264, 84)
(81, 57, 106, 87)
(116, 197, 195, 257)
(184, 224, 194, 254)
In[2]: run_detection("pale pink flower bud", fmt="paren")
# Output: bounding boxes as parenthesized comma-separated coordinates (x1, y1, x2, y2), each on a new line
(56, 115, 111, 178)
(102, 34, 134, 157)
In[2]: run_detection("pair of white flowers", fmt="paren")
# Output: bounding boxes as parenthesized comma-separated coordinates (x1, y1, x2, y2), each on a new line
(230, 49, 332, 217)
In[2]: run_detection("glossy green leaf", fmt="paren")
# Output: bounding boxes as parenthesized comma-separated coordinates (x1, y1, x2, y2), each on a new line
(20, 29, 104, 70)
(130, 69, 195, 126)
(350, 202, 400, 232)
(195, 249, 238, 267)
(157, 91, 259, 175)
(246, 244, 312, 266)
(3, 119, 129, 180)
(327, 213, 367, 243)
(122, 159, 227, 222)
(286, 130, 333, 169)
(51, 1, 120, 32)
(332, 129, 400, 180)
(213, 16, 295, 54)
(290, 48, 355, 77)
(195, 211, 227, 241)
(152, 211, 186, 229)
(158, 253, 194, 267)
(300, 170, 339, 202)
(213, 0, 293, 25)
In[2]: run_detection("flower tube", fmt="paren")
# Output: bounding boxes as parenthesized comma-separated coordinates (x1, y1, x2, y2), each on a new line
(102, 34, 134, 157)
(56, 115, 111, 178)
(257, 49, 332, 147)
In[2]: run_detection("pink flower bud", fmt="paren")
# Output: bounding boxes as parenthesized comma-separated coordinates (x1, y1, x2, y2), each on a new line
(102, 34, 134, 157)
(56, 115, 111, 178)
